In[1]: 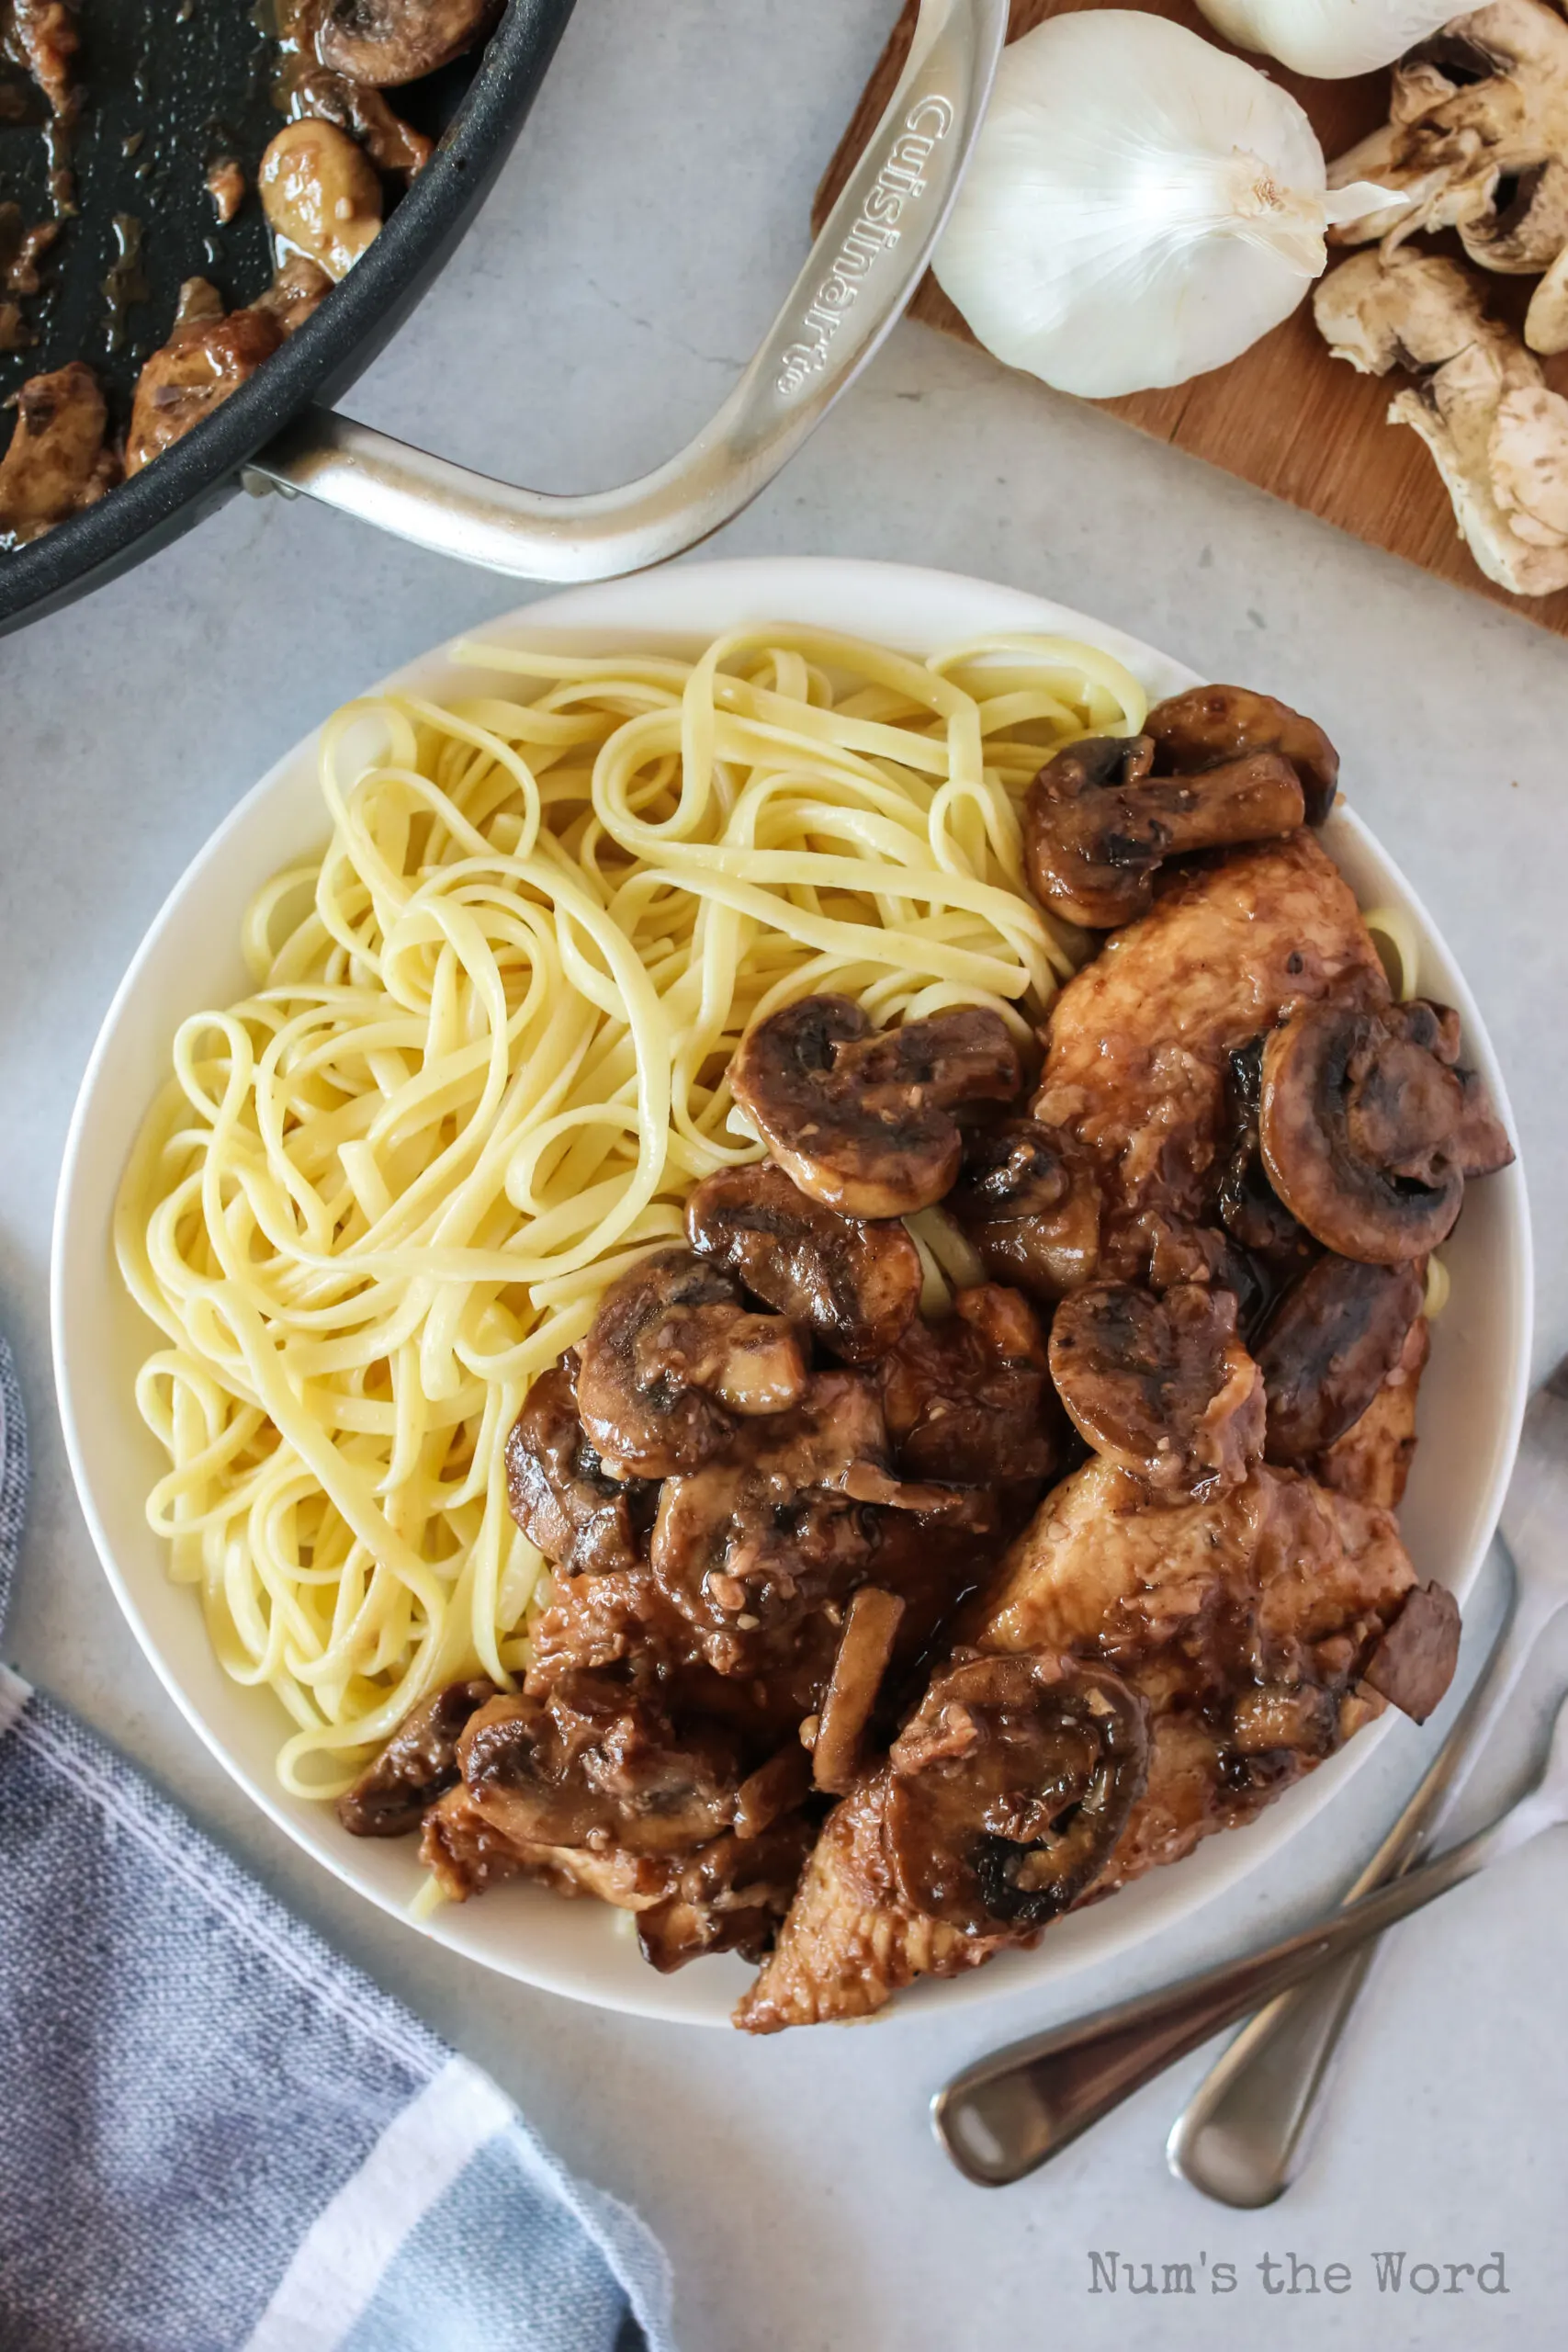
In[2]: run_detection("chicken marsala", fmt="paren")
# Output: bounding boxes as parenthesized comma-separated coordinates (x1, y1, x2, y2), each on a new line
(336, 682, 1512, 2028)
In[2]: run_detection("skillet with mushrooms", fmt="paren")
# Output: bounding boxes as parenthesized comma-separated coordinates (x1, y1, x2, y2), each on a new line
(0, 0, 500, 543)
(332, 679, 1514, 2030)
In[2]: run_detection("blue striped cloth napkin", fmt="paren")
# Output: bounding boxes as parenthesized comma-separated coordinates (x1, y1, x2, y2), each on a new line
(0, 1339, 675, 2352)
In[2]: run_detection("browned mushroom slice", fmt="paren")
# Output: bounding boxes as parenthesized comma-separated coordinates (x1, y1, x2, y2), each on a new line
(1047, 1282, 1265, 1498)
(1145, 684, 1340, 828)
(649, 1370, 952, 1676)
(503, 1361, 656, 1575)
(457, 1680, 742, 1857)
(884, 1654, 1148, 1935)
(877, 1283, 1065, 1486)
(947, 1118, 1101, 1300)
(1216, 1036, 1310, 1261)
(1023, 733, 1307, 929)
(810, 1587, 907, 1794)
(729, 995, 1021, 1219)
(1259, 999, 1513, 1264)
(258, 119, 382, 283)
(315, 0, 501, 87)
(1361, 1579, 1461, 1724)
(684, 1161, 921, 1365)
(336, 1677, 496, 1836)
(577, 1247, 806, 1480)
(1256, 1253, 1424, 1465)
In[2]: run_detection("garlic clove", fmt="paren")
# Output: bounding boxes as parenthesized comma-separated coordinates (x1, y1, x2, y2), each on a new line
(1194, 0, 1461, 80)
(934, 10, 1372, 400)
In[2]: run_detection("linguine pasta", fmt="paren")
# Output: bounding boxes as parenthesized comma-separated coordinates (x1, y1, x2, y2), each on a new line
(114, 624, 1145, 1795)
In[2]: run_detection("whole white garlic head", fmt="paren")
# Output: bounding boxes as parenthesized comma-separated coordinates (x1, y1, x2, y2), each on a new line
(1196, 0, 1459, 79)
(932, 10, 1396, 400)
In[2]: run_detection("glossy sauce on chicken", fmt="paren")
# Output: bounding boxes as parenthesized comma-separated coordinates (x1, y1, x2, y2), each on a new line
(338, 683, 1512, 2029)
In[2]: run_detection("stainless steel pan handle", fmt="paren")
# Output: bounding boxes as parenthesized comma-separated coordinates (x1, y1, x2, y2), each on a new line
(244, 0, 1008, 581)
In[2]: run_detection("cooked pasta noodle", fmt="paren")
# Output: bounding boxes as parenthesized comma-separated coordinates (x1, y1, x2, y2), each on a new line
(114, 625, 1145, 1795)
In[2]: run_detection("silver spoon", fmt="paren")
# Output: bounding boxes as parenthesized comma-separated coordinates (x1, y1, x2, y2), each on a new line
(1168, 1364, 1568, 2207)
(932, 1690, 1568, 2187)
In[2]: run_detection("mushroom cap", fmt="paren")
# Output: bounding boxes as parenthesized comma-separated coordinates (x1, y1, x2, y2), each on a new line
(885, 1652, 1148, 1934)
(1023, 721, 1313, 931)
(1145, 684, 1340, 828)
(1258, 1000, 1508, 1263)
(1256, 1252, 1425, 1464)
(315, 0, 501, 88)
(684, 1161, 921, 1364)
(949, 1119, 1102, 1301)
(729, 995, 1021, 1220)
(876, 1283, 1066, 1487)
(458, 1685, 742, 1858)
(576, 1247, 806, 1480)
(1047, 1281, 1266, 1499)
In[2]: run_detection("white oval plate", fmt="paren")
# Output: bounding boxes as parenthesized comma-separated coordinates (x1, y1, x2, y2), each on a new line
(52, 559, 1532, 2027)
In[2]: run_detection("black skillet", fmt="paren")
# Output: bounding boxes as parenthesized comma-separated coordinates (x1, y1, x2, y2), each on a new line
(0, 0, 578, 635)
(0, 0, 1009, 639)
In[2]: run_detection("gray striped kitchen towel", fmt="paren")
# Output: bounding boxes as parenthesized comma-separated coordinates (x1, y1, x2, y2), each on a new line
(0, 1339, 676, 2352)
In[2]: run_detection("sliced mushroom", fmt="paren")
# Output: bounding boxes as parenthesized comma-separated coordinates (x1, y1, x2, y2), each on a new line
(258, 119, 382, 283)
(878, 1283, 1066, 1486)
(1326, 0, 1568, 288)
(884, 1653, 1148, 1934)
(336, 1677, 496, 1836)
(636, 1815, 818, 1973)
(1256, 1254, 1425, 1464)
(811, 1587, 907, 1794)
(1216, 1036, 1310, 1262)
(1145, 684, 1340, 830)
(1228, 1682, 1337, 1759)
(1314, 243, 1568, 597)
(1024, 732, 1308, 930)
(729, 995, 1021, 1219)
(316, 0, 501, 87)
(288, 65, 434, 176)
(1259, 998, 1512, 1264)
(947, 1118, 1101, 1300)
(503, 1361, 657, 1576)
(576, 1248, 806, 1481)
(1361, 1579, 1462, 1724)
(684, 1161, 921, 1364)
(457, 1680, 742, 1857)
(1047, 1282, 1266, 1499)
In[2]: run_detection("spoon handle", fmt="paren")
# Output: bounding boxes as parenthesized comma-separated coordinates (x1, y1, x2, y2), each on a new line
(933, 1822, 1503, 2187)
(1168, 1555, 1531, 2208)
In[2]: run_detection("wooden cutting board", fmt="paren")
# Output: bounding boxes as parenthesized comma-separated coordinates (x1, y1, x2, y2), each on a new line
(817, 0, 1568, 638)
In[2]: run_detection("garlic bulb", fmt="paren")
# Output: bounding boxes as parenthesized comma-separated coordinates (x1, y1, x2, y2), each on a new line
(1195, 0, 1458, 79)
(932, 10, 1397, 399)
